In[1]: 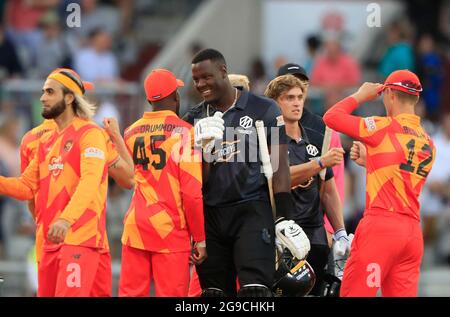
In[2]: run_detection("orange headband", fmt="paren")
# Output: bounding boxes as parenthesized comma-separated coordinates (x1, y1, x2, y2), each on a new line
(47, 72, 84, 95)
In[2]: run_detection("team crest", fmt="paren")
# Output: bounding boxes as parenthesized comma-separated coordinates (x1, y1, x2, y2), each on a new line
(239, 116, 253, 129)
(306, 144, 319, 157)
(64, 140, 74, 152)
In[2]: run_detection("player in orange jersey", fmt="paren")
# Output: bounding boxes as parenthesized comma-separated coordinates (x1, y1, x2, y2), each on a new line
(118, 69, 206, 297)
(0, 68, 129, 296)
(323, 70, 436, 296)
(20, 116, 134, 296)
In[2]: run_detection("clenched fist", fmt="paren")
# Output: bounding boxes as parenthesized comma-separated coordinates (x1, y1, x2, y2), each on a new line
(320, 147, 345, 168)
(350, 141, 366, 167)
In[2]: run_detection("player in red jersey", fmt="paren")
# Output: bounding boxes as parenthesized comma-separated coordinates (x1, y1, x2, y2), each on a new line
(0, 68, 131, 296)
(119, 69, 206, 297)
(323, 70, 436, 296)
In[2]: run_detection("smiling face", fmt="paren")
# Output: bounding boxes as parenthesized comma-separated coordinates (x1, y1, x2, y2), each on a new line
(191, 59, 228, 105)
(276, 87, 305, 123)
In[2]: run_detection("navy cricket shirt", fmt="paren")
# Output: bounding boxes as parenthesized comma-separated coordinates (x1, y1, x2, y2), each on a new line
(183, 87, 287, 207)
(288, 123, 333, 228)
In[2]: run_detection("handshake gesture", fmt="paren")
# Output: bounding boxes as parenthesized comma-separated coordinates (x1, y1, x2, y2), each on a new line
(275, 219, 310, 260)
(194, 111, 224, 153)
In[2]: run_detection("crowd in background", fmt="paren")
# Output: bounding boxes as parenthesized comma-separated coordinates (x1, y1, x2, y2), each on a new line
(0, 0, 449, 296)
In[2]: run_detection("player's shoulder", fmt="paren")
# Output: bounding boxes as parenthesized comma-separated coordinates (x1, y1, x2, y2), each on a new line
(182, 102, 205, 125)
(246, 91, 277, 110)
(74, 118, 107, 142)
(244, 91, 281, 120)
(165, 112, 193, 130)
(362, 115, 392, 133)
(301, 108, 325, 134)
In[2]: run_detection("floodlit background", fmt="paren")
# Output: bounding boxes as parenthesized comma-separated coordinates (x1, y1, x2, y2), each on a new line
(0, 0, 449, 296)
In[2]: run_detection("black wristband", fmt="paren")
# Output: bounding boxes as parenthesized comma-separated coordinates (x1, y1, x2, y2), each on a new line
(274, 192, 295, 220)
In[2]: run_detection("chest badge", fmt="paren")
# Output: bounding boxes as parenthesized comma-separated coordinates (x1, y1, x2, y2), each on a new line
(239, 116, 253, 129)
(306, 144, 319, 157)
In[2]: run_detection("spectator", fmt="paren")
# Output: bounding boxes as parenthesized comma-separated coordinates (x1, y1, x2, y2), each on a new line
(311, 32, 361, 108)
(66, 0, 121, 48)
(74, 28, 119, 83)
(378, 21, 415, 78)
(0, 24, 23, 79)
(304, 35, 322, 76)
(249, 58, 269, 95)
(36, 11, 73, 78)
(4, 0, 58, 71)
(416, 34, 444, 121)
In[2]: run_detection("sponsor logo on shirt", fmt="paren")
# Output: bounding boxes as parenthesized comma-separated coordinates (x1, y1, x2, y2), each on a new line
(239, 116, 253, 129)
(364, 117, 377, 132)
(306, 144, 319, 157)
(84, 147, 105, 160)
(48, 156, 64, 177)
(213, 140, 240, 163)
(276, 115, 285, 127)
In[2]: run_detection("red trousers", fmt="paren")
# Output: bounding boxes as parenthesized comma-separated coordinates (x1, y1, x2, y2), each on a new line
(341, 210, 423, 297)
(37, 245, 110, 297)
(119, 245, 190, 297)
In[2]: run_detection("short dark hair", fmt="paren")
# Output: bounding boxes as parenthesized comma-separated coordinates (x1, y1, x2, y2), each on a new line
(191, 48, 227, 66)
(392, 89, 420, 105)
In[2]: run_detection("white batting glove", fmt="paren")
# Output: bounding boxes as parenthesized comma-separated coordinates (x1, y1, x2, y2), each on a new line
(194, 111, 224, 153)
(332, 229, 354, 280)
(275, 219, 310, 260)
(332, 229, 353, 256)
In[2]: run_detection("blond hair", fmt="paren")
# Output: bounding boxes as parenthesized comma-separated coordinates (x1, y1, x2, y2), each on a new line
(228, 74, 250, 90)
(264, 74, 308, 100)
(62, 86, 97, 120)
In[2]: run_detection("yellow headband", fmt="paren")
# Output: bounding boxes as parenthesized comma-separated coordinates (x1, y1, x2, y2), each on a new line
(47, 73, 83, 95)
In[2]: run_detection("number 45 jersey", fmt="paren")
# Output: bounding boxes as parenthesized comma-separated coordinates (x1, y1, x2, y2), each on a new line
(122, 110, 205, 252)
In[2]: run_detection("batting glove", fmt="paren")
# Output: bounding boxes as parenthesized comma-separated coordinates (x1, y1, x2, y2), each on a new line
(332, 229, 354, 280)
(332, 228, 353, 256)
(275, 218, 310, 260)
(194, 111, 224, 153)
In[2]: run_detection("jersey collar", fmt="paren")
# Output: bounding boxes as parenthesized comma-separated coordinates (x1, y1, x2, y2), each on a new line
(143, 110, 177, 119)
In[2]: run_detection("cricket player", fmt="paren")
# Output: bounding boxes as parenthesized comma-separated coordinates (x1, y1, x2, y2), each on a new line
(265, 74, 349, 296)
(0, 68, 117, 296)
(184, 49, 310, 297)
(118, 69, 206, 297)
(323, 70, 435, 296)
(19, 71, 134, 296)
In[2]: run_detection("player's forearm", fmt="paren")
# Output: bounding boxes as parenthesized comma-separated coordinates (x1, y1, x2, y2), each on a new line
(110, 134, 134, 176)
(183, 194, 206, 243)
(0, 176, 34, 201)
(321, 179, 345, 231)
(290, 161, 322, 187)
(323, 97, 361, 139)
(272, 144, 291, 194)
(59, 162, 104, 225)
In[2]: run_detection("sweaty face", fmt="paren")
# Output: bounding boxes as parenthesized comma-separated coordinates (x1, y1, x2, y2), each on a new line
(40, 79, 68, 119)
(191, 60, 226, 104)
(276, 87, 305, 123)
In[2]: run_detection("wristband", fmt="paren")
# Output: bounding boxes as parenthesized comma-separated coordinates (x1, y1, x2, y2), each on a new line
(315, 157, 324, 169)
(333, 228, 348, 241)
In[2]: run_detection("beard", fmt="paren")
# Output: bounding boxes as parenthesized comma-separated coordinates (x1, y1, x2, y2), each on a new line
(42, 99, 66, 119)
